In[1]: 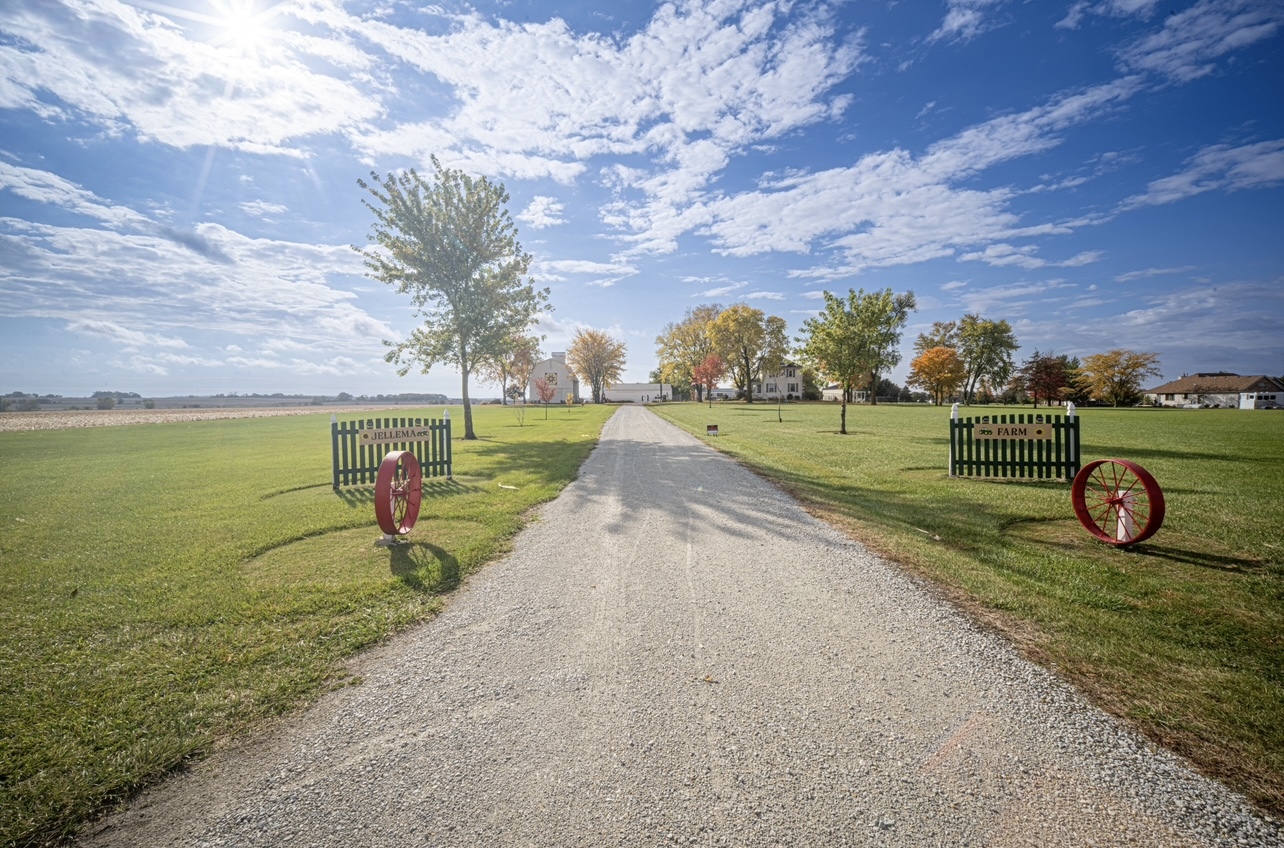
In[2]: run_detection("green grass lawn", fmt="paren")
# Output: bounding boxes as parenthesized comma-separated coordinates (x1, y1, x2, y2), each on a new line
(654, 401, 1284, 814)
(0, 403, 612, 847)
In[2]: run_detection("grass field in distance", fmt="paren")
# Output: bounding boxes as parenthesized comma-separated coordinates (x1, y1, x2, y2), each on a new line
(654, 401, 1284, 816)
(0, 403, 613, 847)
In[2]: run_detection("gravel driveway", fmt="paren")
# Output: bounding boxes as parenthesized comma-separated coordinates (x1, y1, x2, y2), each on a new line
(81, 406, 1279, 847)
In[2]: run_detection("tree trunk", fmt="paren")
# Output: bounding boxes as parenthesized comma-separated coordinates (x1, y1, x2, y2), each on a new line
(840, 396, 848, 435)
(459, 350, 477, 440)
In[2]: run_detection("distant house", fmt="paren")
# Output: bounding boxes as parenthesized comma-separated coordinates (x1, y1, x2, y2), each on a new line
(751, 362, 805, 401)
(821, 383, 869, 403)
(526, 352, 580, 404)
(601, 383, 673, 404)
(1144, 373, 1284, 409)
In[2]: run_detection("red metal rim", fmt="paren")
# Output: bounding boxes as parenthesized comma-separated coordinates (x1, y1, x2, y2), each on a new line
(374, 451, 422, 536)
(1071, 459, 1165, 546)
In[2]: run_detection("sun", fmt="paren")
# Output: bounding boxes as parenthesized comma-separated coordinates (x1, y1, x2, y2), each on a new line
(210, 0, 275, 55)
(132, 1, 285, 57)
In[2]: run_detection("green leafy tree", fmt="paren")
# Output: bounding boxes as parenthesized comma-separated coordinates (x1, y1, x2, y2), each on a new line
(912, 320, 960, 356)
(1075, 349, 1162, 407)
(709, 305, 788, 404)
(957, 314, 1019, 405)
(655, 304, 722, 402)
(358, 157, 549, 440)
(567, 328, 627, 404)
(797, 287, 916, 433)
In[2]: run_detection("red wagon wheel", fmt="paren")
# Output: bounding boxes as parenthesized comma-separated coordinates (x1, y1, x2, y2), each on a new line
(1071, 459, 1165, 546)
(374, 451, 422, 536)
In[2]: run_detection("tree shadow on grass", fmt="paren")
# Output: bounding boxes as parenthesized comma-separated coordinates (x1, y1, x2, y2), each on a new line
(1079, 445, 1238, 463)
(333, 479, 478, 508)
(388, 541, 461, 593)
(465, 438, 599, 487)
(1129, 545, 1273, 574)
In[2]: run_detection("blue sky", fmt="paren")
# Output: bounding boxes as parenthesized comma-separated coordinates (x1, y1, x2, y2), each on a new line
(1, 0, 1281, 398)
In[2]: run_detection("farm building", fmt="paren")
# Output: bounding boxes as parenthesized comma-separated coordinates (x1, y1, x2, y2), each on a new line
(526, 352, 580, 404)
(1144, 373, 1284, 409)
(601, 383, 674, 404)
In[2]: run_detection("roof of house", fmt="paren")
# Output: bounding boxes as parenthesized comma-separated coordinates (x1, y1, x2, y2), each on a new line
(1147, 374, 1284, 394)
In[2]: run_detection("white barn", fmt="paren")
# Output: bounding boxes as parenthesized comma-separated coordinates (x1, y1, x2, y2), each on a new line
(526, 352, 580, 404)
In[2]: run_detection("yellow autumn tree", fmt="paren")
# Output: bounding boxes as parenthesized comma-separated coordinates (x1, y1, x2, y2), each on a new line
(908, 346, 965, 405)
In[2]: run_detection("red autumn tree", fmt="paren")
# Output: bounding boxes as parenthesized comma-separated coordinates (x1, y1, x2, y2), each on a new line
(691, 354, 726, 407)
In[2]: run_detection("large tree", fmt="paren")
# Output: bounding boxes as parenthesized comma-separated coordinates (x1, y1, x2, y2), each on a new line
(358, 158, 548, 440)
(797, 287, 916, 433)
(655, 303, 722, 402)
(708, 305, 788, 404)
(567, 328, 627, 404)
(957, 314, 1019, 405)
(908, 346, 965, 405)
(1075, 349, 1162, 407)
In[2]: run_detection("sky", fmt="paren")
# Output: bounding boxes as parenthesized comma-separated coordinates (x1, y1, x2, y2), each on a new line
(1, 0, 1282, 399)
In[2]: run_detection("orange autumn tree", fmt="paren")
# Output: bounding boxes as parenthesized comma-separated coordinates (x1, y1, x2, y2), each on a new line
(908, 346, 965, 405)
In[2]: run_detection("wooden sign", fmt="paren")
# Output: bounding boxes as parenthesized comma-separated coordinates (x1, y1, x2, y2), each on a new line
(706, 424, 719, 436)
(359, 426, 436, 446)
(973, 423, 1054, 440)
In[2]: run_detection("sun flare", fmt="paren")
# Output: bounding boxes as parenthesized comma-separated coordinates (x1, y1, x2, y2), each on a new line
(212, 0, 273, 54)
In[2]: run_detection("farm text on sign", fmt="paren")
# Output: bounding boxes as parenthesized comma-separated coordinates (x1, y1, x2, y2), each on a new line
(972, 424, 1054, 440)
(359, 427, 436, 446)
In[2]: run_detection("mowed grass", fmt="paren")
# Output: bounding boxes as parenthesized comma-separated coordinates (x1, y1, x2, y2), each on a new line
(0, 404, 613, 847)
(655, 402, 1284, 814)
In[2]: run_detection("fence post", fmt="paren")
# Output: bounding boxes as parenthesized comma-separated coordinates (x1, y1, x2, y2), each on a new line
(948, 403, 959, 477)
(1067, 402, 1077, 477)
(330, 414, 340, 489)
(443, 409, 453, 480)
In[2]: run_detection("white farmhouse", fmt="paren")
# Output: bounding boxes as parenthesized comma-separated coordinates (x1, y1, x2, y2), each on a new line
(751, 362, 805, 400)
(526, 352, 580, 404)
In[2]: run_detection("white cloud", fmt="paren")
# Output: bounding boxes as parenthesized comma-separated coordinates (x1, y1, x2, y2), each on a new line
(0, 161, 151, 228)
(0, 1, 380, 156)
(66, 319, 188, 350)
(956, 280, 1078, 315)
(1058, 0, 1163, 30)
(1119, 0, 1283, 81)
(928, 0, 1007, 44)
(941, 280, 968, 291)
(693, 282, 747, 298)
(690, 79, 1137, 279)
(240, 200, 289, 218)
(518, 196, 566, 229)
(1121, 139, 1284, 208)
(1025, 280, 1284, 373)
(1114, 265, 1197, 282)
(743, 290, 785, 300)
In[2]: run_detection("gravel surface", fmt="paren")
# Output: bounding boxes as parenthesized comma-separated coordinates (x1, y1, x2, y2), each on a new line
(80, 406, 1281, 847)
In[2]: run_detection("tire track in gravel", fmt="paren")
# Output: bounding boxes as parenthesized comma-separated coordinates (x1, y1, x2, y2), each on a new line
(80, 406, 1280, 847)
